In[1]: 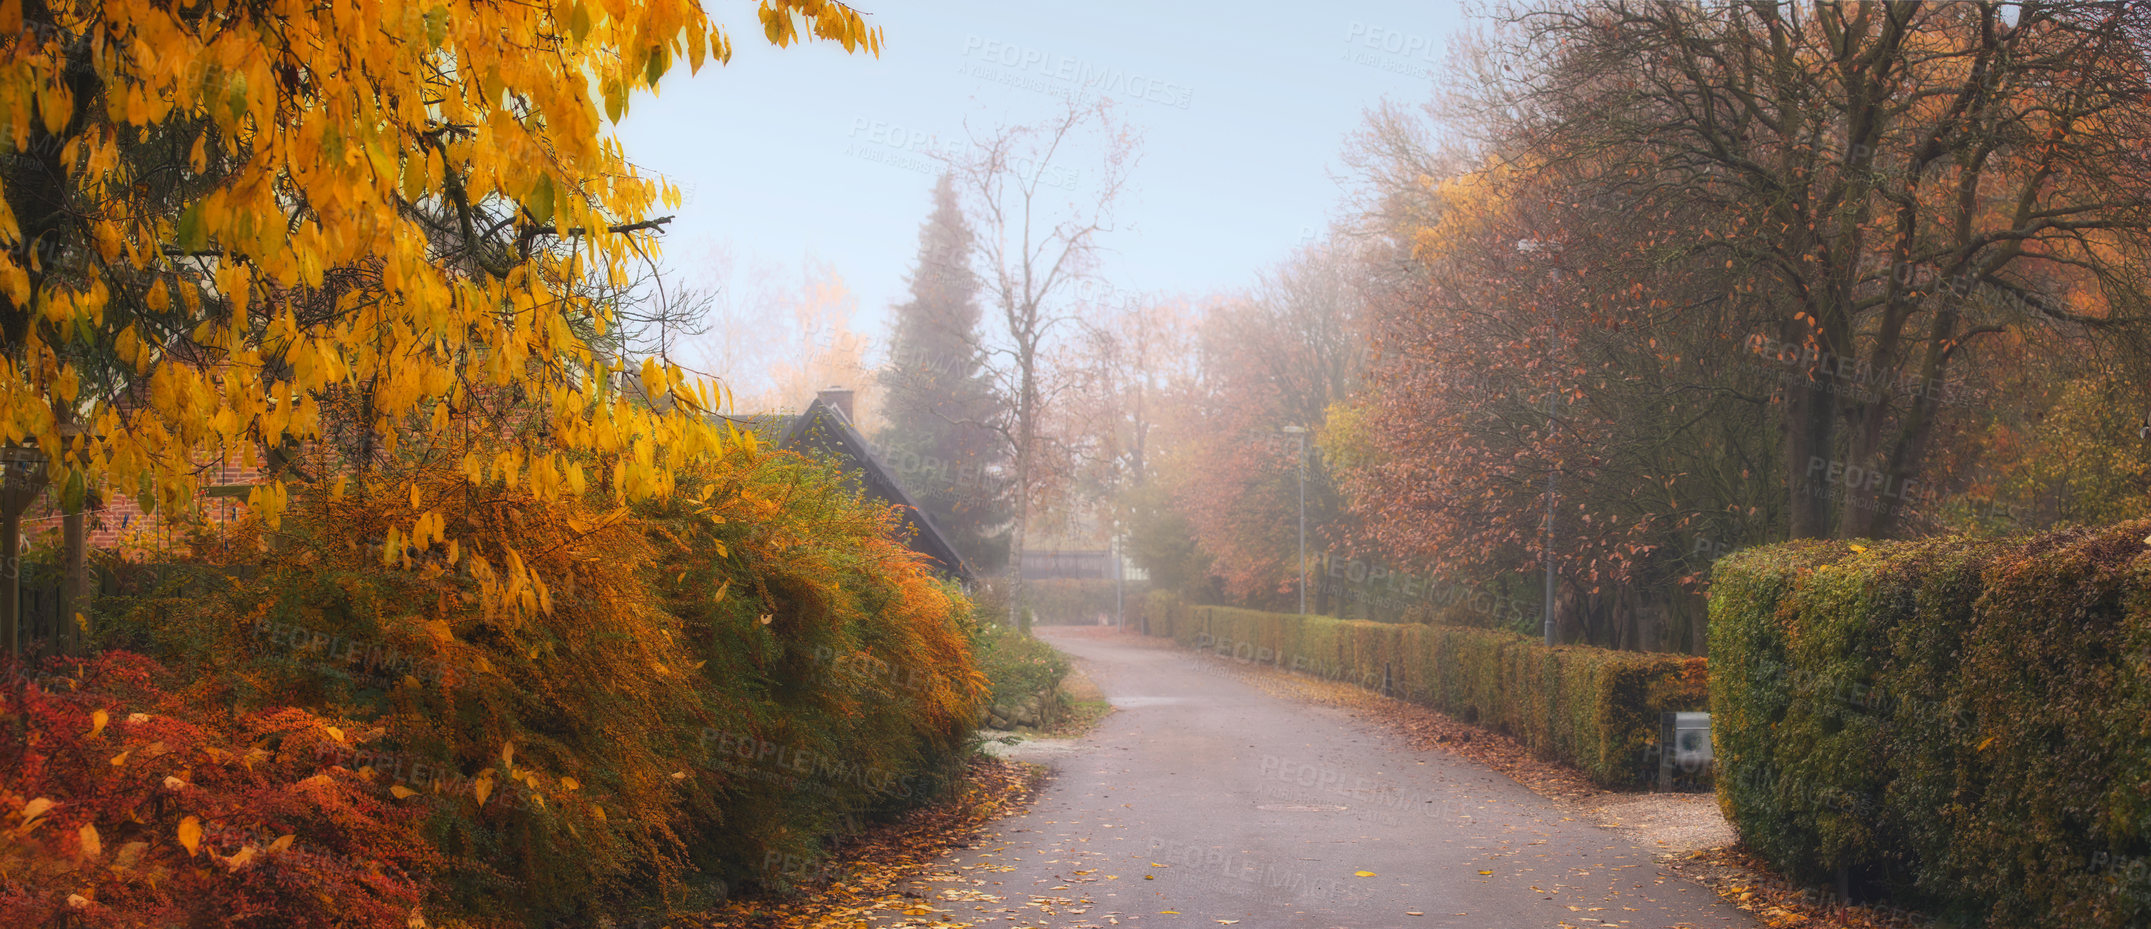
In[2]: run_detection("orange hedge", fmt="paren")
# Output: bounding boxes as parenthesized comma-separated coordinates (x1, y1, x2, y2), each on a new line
(82, 444, 985, 927)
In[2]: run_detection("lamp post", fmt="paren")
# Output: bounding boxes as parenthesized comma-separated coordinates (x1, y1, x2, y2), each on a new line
(1542, 403, 1557, 648)
(1112, 528, 1124, 631)
(1518, 238, 1560, 647)
(1281, 425, 1308, 615)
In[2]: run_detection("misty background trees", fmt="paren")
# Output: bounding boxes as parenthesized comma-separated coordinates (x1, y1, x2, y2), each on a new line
(686, 0, 2151, 654)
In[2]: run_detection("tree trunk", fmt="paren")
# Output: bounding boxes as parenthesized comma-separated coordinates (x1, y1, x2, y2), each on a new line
(1006, 351, 1037, 631)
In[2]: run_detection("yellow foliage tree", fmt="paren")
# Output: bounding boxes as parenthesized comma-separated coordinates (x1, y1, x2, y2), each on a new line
(0, 0, 881, 522)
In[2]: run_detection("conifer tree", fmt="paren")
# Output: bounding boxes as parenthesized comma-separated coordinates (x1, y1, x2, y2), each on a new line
(877, 174, 1010, 573)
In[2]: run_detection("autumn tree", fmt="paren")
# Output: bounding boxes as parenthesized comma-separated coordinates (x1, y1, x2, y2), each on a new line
(1342, 143, 1778, 647)
(874, 173, 1010, 574)
(1481, 0, 2151, 540)
(1155, 240, 1368, 609)
(728, 259, 876, 418)
(1063, 295, 1193, 530)
(0, 0, 883, 534)
(1341, 1, 2151, 648)
(947, 102, 1134, 624)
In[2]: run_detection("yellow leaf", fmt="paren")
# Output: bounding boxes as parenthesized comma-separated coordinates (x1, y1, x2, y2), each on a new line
(226, 845, 257, 870)
(19, 797, 54, 825)
(78, 823, 102, 859)
(390, 785, 417, 799)
(268, 834, 295, 854)
(1354, 870, 1377, 877)
(473, 774, 494, 805)
(178, 816, 201, 856)
(87, 708, 108, 739)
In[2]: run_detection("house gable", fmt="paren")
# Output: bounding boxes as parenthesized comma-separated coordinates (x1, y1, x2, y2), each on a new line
(776, 399, 974, 584)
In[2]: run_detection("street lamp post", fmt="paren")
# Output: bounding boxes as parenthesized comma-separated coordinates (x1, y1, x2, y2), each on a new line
(1112, 529, 1124, 631)
(1519, 238, 1561, 648)
(1281, 425, 1308, 615)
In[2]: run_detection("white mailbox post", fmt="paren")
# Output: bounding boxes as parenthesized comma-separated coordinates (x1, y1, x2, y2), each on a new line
(1657, 711, 1714, 791)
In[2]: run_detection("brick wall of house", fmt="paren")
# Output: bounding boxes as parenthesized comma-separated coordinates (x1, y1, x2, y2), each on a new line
(18, 459, 264, 552)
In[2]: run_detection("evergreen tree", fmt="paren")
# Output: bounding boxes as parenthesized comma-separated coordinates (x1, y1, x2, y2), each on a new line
(877, 174, 1012, 573)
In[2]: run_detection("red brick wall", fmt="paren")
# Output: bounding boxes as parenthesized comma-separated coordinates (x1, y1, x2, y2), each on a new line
(18, 459, 264, 552)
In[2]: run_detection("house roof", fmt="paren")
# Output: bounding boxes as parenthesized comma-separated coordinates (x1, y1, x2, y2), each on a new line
(773, 398, 975, 584)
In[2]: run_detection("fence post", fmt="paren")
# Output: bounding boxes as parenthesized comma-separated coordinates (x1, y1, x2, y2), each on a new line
(0, 520, 15, 658)
(0, 444, 49, 659)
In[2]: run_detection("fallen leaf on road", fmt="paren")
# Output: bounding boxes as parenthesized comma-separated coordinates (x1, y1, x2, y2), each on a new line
(1354, 870, 1377, 877)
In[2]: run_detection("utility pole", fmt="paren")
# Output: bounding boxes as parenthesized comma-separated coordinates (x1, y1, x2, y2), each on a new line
(1282, 425, 1308, 615)
(1520, 239, 1560, 648)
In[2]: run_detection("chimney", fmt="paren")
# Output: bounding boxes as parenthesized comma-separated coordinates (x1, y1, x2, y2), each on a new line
(817, 386, 856, 423)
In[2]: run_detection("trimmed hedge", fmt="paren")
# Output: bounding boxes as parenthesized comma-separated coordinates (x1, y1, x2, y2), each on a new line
(1138, 591, 1707, 787)
(1711, 526, 2151, 928)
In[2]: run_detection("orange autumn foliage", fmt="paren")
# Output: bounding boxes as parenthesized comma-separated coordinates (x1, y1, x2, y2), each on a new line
(82, 440, 983, 924)
(0, 651, 435, 929)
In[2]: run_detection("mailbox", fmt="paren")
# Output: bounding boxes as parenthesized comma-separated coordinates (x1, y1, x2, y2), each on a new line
(1656, 711, 1714, 791)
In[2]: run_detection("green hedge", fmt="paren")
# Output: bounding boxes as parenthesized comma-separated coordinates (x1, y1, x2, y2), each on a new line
(1138, 591, 1707, 787)
(1711, 526, 2151, 928)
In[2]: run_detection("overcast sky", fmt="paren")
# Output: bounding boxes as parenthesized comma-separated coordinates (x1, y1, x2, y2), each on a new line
(614, 0, 1471, 390)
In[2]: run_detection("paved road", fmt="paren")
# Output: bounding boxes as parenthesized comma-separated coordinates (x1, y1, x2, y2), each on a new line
(890, 627, 1756, 929)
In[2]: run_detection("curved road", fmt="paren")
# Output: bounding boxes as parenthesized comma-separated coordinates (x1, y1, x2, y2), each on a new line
(890, 627, 1757, 929)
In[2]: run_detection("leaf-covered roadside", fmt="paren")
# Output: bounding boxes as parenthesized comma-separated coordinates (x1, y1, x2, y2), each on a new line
(1666, 847, 1937, 929)
(694, 757, 1046, 929)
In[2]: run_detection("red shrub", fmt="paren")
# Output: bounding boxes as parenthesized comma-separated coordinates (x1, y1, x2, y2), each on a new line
(0, 652, 437, 929)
